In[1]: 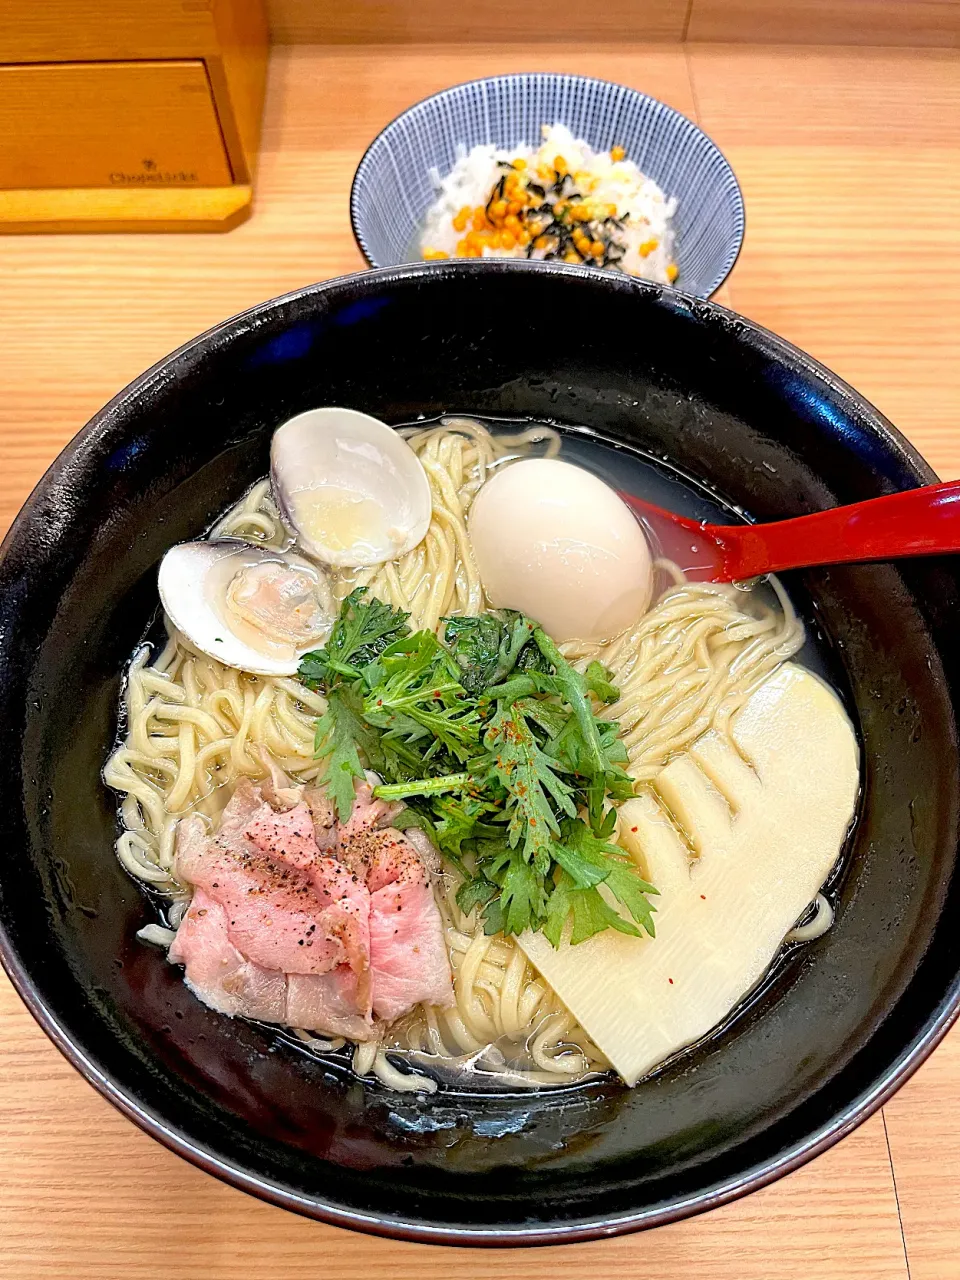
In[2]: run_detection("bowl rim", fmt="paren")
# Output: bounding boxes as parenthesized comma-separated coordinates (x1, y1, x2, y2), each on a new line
(348, 71, 746, 299)
(1, 258, 956, 1247)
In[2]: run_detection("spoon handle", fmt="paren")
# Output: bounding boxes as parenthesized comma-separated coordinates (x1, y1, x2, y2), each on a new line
(715, 479, 960, 580)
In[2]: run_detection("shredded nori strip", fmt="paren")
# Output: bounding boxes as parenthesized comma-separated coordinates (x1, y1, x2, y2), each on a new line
(484, 175, 507, 222)
(469, 166, 633, 271)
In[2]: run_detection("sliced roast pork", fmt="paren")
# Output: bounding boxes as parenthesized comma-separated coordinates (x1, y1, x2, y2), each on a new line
(168, 768, 454, 1040)
(175, 787, 369, 979)
(286, 970, 371, 1041)
(339, 821, 456, 1021)
(169, 888, 286, 1022)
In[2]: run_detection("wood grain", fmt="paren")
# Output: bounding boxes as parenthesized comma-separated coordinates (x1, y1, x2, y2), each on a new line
(0, 61, 232, 190)
(0, 38, 958, 1279)
(264, 0, 689, 44)
(0, 0, 269, 221)
(263, 0, 960, 46)
(0, 184, 253, 234)
(0, 0, 261, 62)
(688, 0, 960, 48)
(208, 0, 270, 185)
(3, 0, 955, 51)
(688, 44, 960, 477)
(884, 1028, 960, 1280)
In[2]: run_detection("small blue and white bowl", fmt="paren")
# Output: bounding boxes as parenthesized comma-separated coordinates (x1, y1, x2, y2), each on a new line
(350, 73, 744, 299)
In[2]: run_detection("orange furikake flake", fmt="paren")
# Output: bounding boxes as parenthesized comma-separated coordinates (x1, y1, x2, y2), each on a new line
(452, 154, 630, 272)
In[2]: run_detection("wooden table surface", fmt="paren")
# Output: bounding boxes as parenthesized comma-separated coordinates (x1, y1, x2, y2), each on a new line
(1, 40, 959, 1280)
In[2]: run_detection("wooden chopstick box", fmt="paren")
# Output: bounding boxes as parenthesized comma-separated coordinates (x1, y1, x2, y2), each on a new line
(0, 0, 268, 233)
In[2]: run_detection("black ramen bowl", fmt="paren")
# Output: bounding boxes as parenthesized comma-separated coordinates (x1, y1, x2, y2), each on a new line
(1, 261, 958, 1245)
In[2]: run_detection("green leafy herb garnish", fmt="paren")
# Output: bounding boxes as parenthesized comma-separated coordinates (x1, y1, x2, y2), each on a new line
(299, 590, 410, 688)
(298, 590, 657, 945)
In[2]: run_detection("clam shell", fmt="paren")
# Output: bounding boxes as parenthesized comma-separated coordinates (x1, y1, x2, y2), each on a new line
(270, 407, 431, 567)
(158, 539, 334, 676)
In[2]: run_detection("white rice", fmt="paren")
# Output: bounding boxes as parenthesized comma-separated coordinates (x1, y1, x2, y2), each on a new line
(419, 123, 678, 284)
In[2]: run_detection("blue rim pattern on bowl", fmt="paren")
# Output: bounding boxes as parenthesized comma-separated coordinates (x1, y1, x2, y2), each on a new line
(350, 73, 745, 299)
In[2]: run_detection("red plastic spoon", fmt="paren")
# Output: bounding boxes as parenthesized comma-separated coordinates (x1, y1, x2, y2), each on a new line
(618, 480, 960, 583)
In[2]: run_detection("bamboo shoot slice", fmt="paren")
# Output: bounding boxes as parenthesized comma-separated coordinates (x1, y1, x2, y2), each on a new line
(519, 663, 859, 1085)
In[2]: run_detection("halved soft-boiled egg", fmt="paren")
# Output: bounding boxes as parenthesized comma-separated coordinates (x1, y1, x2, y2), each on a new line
(468, 457, 653, 643)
